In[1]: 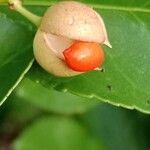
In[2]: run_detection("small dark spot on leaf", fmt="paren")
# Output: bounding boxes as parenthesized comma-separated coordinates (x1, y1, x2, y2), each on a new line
(107, 85, 112, 91)
(101, 68, 105, 73)
(147, 100, 150, 104)
(8, 3, 14, 10)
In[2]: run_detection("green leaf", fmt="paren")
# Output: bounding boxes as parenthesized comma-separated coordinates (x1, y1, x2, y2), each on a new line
(1, 0, 150, 113)
(81, 0, 150, 9)
(82, 104, 150, 150)
(13, 117, 103, 150)
(0, 91, 44, 147)
(24, 1, 150, 114)
(15, 78, 98, 114)
(0, 93, 42, 136)
(0, 14, 34, 106)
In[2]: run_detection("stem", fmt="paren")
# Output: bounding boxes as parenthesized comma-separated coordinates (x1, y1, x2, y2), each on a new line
(17, 5, 41, 27)
(8, 0, 42, 27)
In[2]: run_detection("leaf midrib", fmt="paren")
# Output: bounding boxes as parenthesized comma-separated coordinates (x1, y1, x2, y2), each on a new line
(0, 58, 34, 106)
(1, 1, 150, 14)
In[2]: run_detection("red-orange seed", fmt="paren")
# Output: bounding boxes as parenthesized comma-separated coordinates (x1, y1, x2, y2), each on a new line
(63, 41, 104, 72)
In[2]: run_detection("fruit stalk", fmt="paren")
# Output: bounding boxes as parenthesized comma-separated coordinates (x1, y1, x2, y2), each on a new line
(8, 0, 41, 27)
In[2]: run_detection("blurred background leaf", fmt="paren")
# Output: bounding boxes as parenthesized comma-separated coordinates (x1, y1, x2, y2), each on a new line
(1, 95, 150, 150)
(13, 117, 104, 150)
(0, 93, 43, 149)
(15, 77, 98, 114)
(82, 104, 150, 150)
(0, 75, 150, 149)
